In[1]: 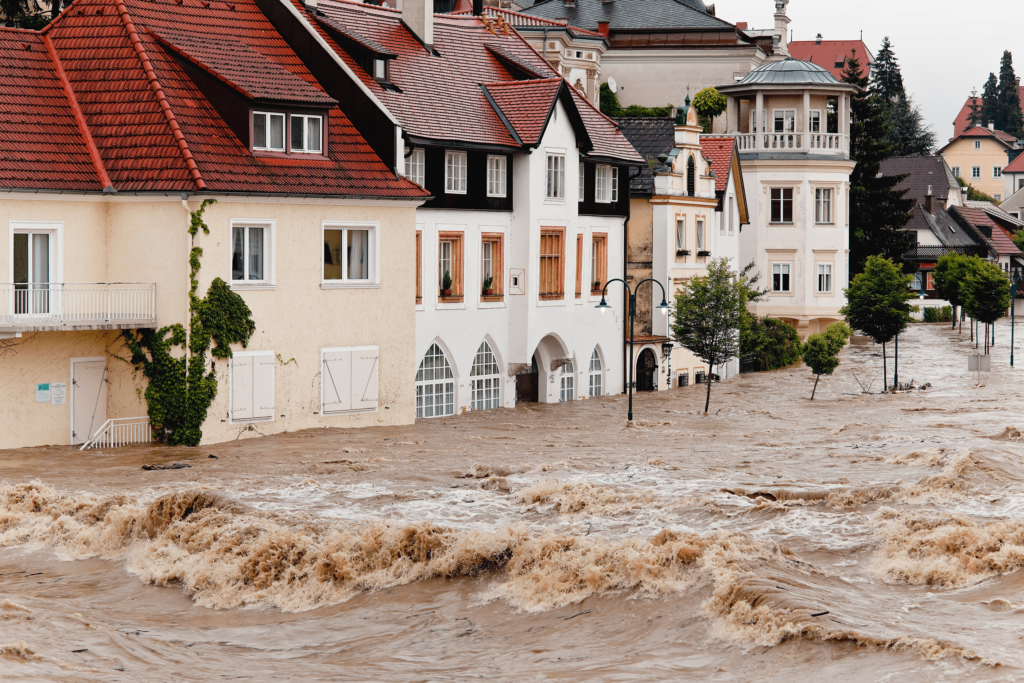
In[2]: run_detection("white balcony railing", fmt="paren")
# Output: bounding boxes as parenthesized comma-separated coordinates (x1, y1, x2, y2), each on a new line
(79, 416, 152, 450)
(0, 283, 156, 331)
(734, 133, 848, 155)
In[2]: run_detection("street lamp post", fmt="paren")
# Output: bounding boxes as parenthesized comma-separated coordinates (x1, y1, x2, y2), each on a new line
(596, 278, 672, 421)
(1012, 268, 1023, 367)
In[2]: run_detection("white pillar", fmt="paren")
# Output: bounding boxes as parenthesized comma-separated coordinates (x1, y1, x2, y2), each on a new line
(755, 92, 764, 134)
(728, 96, 738, 133)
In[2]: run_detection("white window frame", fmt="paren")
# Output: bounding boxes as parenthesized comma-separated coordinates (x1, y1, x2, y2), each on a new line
(675, 217, 685, 252)
(486, 155, 507, 198)
(445, 150, 467, 194)
(416, 343, 456, 418)
(559, 361, 575, 402)
(772, 109, 796, 133)
(588, 349, 603, 397)
(771, 262, 792, 293)
(578, 162, 584, 202)
(975, 140, 982, 150)
(470, 341, 501, 411)
(374, 58, 387, 80)
(546, 153, 566, 200)
(951, 166, 961, 178)
(229, 349, 275, 424)
(809, 110, 821, 133)
(972, 166, 982, 179)
(9, 221, 62, 286)
(481, 240, 493, 289)
(321, 345, 379, 416)
(321, 221, 380, 288)
(406, 147, 425, 186)
(595, 165, 612, 203)
(438, 239, 452, 291)
(816, 263, 833, 293)
(253, 111, 285, 152)
(229, 220, 275, 289)
(695, 219, 705, 251)
(611, 167, 619, 202)
(290, 114, 323, 154)
(993, 166, 1003, 179)
(814, 188, 834, 225)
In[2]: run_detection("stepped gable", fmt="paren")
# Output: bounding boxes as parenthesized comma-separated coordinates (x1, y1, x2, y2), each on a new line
(0, 29, 105, 191)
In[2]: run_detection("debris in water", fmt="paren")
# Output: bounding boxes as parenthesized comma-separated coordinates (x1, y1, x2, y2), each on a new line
(141, 462, 192, 471)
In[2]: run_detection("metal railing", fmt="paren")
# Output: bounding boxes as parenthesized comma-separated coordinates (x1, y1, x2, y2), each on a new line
(0, 283, 156, 330)
(903, 245, 988, 261)
(735, 133, 848, 155)
(79, 416, 152, 450)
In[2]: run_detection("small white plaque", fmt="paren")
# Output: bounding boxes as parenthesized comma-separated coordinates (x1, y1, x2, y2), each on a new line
(50, 382, 67, 406)
(36, 383, 51, 403)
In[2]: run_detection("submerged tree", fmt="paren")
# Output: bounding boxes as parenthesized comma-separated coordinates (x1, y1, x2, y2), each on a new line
(802, 322, 852, 400)
(672, 257, 743, 413)
(962, 261, 1011, 355)
(841, 255, 914, 391)
(933, 253, 978, 332)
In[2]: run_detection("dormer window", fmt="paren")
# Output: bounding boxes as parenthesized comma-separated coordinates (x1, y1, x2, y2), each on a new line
(253, 112, 285, 152)
(291, 114, 323, 154)
(374, 58, 387, 80)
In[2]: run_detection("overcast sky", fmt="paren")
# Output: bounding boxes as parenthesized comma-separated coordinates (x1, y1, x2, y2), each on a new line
(719, 0, 1020, 145)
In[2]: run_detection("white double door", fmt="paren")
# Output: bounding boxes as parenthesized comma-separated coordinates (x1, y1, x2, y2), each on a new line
(11, 224, 58, 320)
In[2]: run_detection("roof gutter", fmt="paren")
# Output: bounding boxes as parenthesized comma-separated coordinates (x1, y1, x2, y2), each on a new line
(0, 187, 431, 203)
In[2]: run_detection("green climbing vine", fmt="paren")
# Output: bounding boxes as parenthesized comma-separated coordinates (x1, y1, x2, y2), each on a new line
(119, 199, 255, 446)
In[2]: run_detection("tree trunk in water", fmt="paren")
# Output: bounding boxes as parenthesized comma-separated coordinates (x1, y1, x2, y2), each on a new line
(811, 374, 820, 400)
(882, 342, 887, 392)
(704, 374, 712, 413)
(953, 306, 957, 330)
(894, 335, 899, 390)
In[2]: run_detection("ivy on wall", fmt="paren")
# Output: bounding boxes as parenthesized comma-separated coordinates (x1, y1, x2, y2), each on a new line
(119, 199, 256, 446)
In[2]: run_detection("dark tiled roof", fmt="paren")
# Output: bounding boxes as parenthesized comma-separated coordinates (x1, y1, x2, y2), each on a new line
(519, 0, 731, 32)
(879, 156, 959, 204)
(734, 58, 840, 86)
(484, 79, 560, 146)
(451, 7, 606, 39)
(614, 117, 674, 193)
(906, 204, 977, 247)
(0, 29, 105, 191)
(22, 0, 426, 197)
(787, 40, 874, 81)
(700, 136, 734, 193)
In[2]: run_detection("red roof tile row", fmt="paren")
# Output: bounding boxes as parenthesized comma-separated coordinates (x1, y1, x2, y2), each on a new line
(484, 78, 561, 146)
(952, 88, 1024, 138)
(698, 136, 734, 193)
(953, 206, 1022, 256)
(1004, 153, 1024, 174)
(787, 40, 874, 82)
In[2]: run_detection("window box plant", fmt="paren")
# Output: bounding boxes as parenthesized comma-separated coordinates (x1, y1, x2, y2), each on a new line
(592, 279, 602, 294)
(677, 249, 691, 257)
(697, 250, 712, 257)
(441, 270, 453, 297)
(482, 274, 493, 296)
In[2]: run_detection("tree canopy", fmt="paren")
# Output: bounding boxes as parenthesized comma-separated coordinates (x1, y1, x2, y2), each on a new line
(981, 73, 1000, 128)
(600, 83, 673, 118)
(872, 37, 905, 103)
(802, 322, 852, 399)
(998, 51, 1024, 139)
(933, 253, 978, 327)
(962, 261, 1011, 325)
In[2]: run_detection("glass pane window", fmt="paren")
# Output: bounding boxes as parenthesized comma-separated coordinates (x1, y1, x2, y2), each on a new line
(482, 241, 493, 287)
(772, 263, 791, 292)
(815, 188, 833, 224)
(675, 218, 685, 251)
(559, 361, 574, 402)
(13, 231, 52, 315)
(578, 163, 584, 201)
(951, 167, 961, 178)
(770, 188, 794, 223)
(588, 349, 602, 397)
(810, 111, 821, 133)
(773, 109, 796, 133)
(374, 58, 387, 80)
(817, 264, 832, 292)
(470, 342, 501, 411)
(253, 112, 285, 151)
(415, 344, 455, 418)
(910, 272, 923, 290)
(324, 227, 374, 282)
(972, 167, 981, 179)
(445, 151, 467, 194)
(993, 166, 1003, 178)
(546, 154, 565, 199)
(231, 226, 267, 282)
(695, 220, 704, 251)
(487, 155, 507, 197)
(611, 167, 618, 202)
(595, 165, 610, 202)
(407, 148, 425, 186)
(291, 114, 322, 154)
(439, 240, 452, 290)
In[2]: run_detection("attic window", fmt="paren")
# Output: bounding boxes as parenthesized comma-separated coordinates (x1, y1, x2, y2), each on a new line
(291, 115, 323, 154)
(374, 58, 388, 80)
(254, 112, 285, 152)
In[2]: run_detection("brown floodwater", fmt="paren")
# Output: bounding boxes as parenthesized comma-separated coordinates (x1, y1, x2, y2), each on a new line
(2, 321, 1024, 682)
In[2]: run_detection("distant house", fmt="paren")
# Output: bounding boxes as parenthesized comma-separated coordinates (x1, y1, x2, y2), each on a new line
(951, 87, 1024, 138)
(939, 125, 1018, 202)
(1001, 150, 1024, 202)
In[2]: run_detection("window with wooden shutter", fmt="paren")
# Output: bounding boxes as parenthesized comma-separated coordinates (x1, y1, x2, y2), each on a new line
(438, 231, 464, 301)
(322, 346, 379, 415)
(539, 229, 565, 300)
(591, 234, 607, 292)
(480, 233, 504, 300)
(415, 230, 422, 304)
(231, 352, 274, 422)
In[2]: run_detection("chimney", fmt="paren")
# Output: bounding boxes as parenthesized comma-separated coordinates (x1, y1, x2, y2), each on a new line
(472, 0, 482, 14)
(925, 185, 933, 215)
(597, 21, 609, 38)
(773, 0, 790, 56)
(815, 33, 822, 45)
(736, 21, 747, 30)
(404, 0, 433, 48)
(990, 123, 995, 131)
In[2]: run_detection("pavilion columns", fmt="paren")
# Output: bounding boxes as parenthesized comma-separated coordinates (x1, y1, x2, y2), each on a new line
(727, 96, 738, 133)
(803, 90, 811, 132)
(755, 91, 764, 133)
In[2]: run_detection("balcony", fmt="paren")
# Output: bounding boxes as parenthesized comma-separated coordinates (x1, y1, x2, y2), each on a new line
(903, 245, 987, 262)
(734, 133, 849, 156)
(0, 283, 157, 332)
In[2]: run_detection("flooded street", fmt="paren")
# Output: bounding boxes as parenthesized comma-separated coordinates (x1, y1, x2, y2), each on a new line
(2, 321, 1024, 682)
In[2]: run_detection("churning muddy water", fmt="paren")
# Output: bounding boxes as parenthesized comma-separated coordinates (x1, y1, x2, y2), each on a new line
(2, 322, 1024, 682)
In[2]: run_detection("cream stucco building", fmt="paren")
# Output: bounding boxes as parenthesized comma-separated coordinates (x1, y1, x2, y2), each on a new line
(940, 125, 1019, 203)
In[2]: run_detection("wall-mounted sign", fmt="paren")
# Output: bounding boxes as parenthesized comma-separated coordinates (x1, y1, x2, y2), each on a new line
(36, 383, 50, 403)
(50, 382, 67, 406)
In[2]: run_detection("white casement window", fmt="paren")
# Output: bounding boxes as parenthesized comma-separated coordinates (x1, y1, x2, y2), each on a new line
(416, 343, 455, 418)
(578, 163, 584, 201)
(323, 223, 377, 285)
(253, 111, 285, 151)
(230, 351, 274, 422)
(975, 140, 982, 150)
(951, 166, 961, 178)
(972, 167, 982, 179)
(817, 264, 833, 293)
(290, 114, 322, 154)
(815, 188, 834, 224)
(675, 218, 685, 251)
(438, 240, 452, 290)
(546, 153, 565, 199)
(772, 263, 792, 292)
(406, 148, 425, 186)
(588, 349, 602, 397)
(470, 342, 501, 411)
(611, 167, 619, 202)
(11, 222, 60, 316)
(994, 194, 1002, 201)
(487, 155, 507, 197)
(773, 109, 796, 133)
(770, 188, 794, 223)
(910, 272, 923, 290)
(993, 166, 1003, 179)
(559, 361, 575, 402)
(595, 165, 611, 202)
(482, 241, 493, 289)
(445, 151, 467, 194)
(231, 223, 273, 285)
(751, 109, 767, 133)
(374, 58, 387, 80)
(809, 110, 821, 133)
(321, 346, 379, 415)
(695, 219, 705, 251)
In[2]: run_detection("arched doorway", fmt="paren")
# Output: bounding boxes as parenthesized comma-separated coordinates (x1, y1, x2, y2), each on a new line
(515, 354, 539, 404)
(636, 348, 657, 392)
(416, 343, 455, 418)
(470, 341, 501, 411)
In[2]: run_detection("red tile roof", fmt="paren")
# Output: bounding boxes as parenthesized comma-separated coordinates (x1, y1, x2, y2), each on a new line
(787, 40, 874, 81)
(484, 78, 561, 146)
(567, 86, 643, 164)
(939, 124, 1017, 153)
(952, 88, 1024, 137)
(699, 136, 734, 193)
(0, 29, 107, 191)
(1, 0, 426, 197)
(953, 206, 1022, 255)
(1004, 153, 1024, 174)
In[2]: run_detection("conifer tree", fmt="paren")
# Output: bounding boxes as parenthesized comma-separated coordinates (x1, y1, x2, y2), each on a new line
(872, 37, 905, 103)
(966, 89, 982, 128)
(886, 94, 936, 156)
(997, 51, 1024, 139)
(843, 50, 915, 275)
(981, 73, 1000, 128)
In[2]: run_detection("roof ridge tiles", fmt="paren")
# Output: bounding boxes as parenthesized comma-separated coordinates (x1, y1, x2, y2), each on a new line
(113, 0, 204, 190)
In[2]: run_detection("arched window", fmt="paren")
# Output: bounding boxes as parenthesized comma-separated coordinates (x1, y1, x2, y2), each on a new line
(588, 349, 602, 397)
(470, 342, 501, 411)
(416, 344, 454, 418)
(560, 361, 575, 402)
(686, 155, 696, 196)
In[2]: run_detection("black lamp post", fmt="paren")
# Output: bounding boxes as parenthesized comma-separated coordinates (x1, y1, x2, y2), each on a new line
(596, 278, 672, 421)
(1012, 268, 1023, 367)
